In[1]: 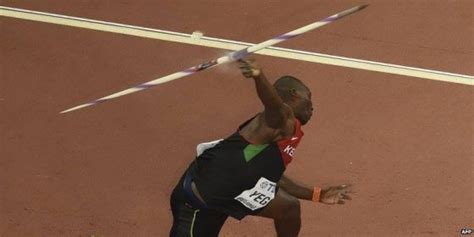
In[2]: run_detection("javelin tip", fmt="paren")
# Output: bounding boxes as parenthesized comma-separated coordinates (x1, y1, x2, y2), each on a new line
(358, 4, 369, 10)
(335, 4, 369, 19)
(59, 103, 93, 114)
(59, 108, 76, 114)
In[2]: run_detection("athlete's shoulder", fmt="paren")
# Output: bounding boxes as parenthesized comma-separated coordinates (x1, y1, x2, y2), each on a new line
(257, 111, 297, 141)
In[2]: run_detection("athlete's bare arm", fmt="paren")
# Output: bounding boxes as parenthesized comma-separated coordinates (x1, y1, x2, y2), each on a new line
(279, 174, 353, 205)
(278, 175, 313, 200)
(238, 59, 293, 130)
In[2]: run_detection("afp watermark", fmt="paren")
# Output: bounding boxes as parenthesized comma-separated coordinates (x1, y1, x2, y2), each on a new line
(461, 228, 473, 235)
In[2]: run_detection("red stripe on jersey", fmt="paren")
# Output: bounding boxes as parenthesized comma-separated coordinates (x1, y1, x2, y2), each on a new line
(277, 119, 304, 167)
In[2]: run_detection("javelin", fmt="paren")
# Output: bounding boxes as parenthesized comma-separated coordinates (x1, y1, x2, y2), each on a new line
(60, 4, 368, 114)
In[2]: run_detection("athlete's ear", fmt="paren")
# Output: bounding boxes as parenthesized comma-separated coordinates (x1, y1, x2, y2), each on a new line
(289, 88, 303, 102)
(289, 88, 299, 98)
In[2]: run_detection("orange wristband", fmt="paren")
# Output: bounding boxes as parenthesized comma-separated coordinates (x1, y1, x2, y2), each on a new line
(312, 187, 321, 202)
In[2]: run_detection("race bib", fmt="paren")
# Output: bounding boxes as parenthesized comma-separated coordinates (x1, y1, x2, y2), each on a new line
(234, 177, 276, 211)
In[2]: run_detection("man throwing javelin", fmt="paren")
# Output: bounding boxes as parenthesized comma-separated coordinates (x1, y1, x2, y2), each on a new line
(169, 58, 353, 237)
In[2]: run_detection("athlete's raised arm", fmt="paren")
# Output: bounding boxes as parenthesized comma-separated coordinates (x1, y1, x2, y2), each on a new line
(238, 59, 291, 129)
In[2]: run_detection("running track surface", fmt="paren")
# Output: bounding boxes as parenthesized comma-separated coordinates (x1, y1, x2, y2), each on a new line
(1, 1, 473, 236)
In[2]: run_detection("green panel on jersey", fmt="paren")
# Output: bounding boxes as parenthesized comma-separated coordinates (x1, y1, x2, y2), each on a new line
(243, 144, 269, 162)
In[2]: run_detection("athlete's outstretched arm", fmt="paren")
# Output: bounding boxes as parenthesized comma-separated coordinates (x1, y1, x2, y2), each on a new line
(278, 175, 313, 200)
(279, 175, 354, 205)
(238, 59, 290, 129)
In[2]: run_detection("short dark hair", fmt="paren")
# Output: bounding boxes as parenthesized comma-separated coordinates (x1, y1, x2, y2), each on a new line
(273, 75, 309, 101)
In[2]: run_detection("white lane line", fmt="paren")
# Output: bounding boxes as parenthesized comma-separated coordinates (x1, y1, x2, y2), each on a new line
(1, 5, 473, 86)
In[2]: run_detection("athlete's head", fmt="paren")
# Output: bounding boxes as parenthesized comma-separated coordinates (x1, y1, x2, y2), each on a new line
(274, 76, 313, 125)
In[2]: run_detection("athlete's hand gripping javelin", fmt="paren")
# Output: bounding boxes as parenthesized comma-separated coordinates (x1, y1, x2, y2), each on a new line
(238, 58, 262, 78)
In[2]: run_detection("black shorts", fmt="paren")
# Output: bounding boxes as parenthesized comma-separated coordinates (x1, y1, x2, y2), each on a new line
(169, 171, 228, 237)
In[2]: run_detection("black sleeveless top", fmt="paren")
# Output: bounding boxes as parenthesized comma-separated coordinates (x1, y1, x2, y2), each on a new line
(189, 116, 304, 219)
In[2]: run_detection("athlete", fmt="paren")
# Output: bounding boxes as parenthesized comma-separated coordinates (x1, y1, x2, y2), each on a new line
(169, 58, 353, 237)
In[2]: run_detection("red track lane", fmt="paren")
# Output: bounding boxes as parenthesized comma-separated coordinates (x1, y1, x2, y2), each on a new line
(1, 1, 473, 236)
